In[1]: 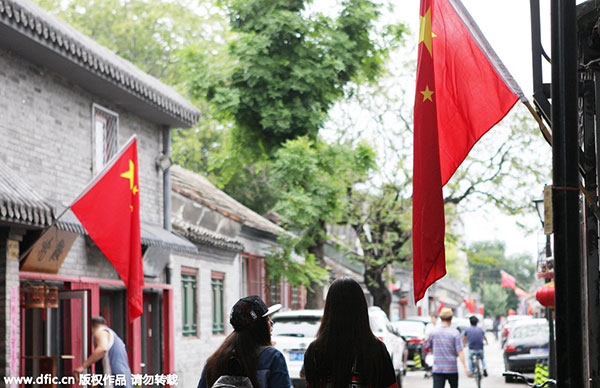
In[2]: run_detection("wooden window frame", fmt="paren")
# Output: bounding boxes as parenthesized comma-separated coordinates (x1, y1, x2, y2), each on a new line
(241, 253, 267, 300)
(181, 267, 198, 337)
(211, 271, 225, 335)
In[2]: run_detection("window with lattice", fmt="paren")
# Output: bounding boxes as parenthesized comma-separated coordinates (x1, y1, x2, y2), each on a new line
(212, 272, 225, 335)
(92, 104, 119, 173)
(181, 267, 198, 337)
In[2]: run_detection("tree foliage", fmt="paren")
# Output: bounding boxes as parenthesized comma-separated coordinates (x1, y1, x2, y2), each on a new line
(481, 282, 508, 318)
(267, 137, 376, 305)
(189, 0, 402, 155)
(34, 0, 228, 84)
(466, 240, 536, 311)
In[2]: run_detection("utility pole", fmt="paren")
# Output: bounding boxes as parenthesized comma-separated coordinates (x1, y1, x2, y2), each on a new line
(551, 0, 585, 386)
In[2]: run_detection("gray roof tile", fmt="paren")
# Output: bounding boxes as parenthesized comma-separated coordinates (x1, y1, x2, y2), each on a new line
(171, 165, 283, 236)
(0, 159, 54, 227)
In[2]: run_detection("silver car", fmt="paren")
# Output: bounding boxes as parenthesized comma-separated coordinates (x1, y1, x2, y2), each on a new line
(271, 310, 323, 387)
(368, 306, 408, 385)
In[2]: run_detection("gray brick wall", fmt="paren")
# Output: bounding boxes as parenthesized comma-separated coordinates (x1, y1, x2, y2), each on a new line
(0, 47, 164, 228)
(0, 46, 167, 279)
(171, 252, 240, 388)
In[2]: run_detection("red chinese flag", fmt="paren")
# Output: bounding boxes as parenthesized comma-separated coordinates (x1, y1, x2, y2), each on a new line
(500, 270, 517, 290)
(515, 287, 528, 298)
(412, 0, 524, 301)
(71, 138, 143, 323)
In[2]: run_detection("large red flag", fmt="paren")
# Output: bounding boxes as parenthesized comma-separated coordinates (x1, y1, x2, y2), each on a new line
(71, 137, 143, 323)
(500, 270, 517, 289)
(412, 0, 525, 301)
(515, 287, 528, 298)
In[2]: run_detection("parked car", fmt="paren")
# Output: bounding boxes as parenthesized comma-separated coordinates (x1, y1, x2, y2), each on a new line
(404, 315, 432, 326)
(369, 306, 408, 385)
(392, 320, 426, 369)
(503, 318, 549, 382)
(271, 310, 323, 388)
(501, 315, 533, 346)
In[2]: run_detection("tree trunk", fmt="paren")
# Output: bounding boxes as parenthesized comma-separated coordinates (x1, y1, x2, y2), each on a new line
(365, 265, 392, 317)
(305, 280, 325, 309)
(305, 223, 327, 309)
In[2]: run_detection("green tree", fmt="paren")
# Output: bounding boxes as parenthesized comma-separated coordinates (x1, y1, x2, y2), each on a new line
(269, 137, 376, 308)
(34, 0, 229, 84)
(482, 282, 508, 318)
(189, 0, 402, 155)
(466, 240, 536, 312)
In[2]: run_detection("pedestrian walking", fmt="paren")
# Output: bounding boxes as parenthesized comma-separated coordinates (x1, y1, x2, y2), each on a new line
(74, 316, 132, 388)
(424, 308, 470, 388)
(425, 314, 439, 339)
(303, 277, 398, 388)
(463, 316, 488, 377)
(424, 314, 439, 377)
(197, 295, 291, 388)
(492, 316, 500, 341)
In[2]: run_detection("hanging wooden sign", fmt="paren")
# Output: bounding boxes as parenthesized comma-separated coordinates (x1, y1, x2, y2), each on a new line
(20, 225, 78, 274)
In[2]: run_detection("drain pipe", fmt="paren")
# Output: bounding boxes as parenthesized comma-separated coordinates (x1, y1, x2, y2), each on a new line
(162, 125, 172, 233)
(161, 125, 173, 285)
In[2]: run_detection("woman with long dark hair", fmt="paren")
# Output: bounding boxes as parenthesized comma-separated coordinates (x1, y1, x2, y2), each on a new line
(197, 296, 291, 388)
(304, 278, 398, 388)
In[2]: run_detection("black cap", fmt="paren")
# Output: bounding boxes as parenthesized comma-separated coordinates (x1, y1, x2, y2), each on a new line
(230, 296, 282, 331)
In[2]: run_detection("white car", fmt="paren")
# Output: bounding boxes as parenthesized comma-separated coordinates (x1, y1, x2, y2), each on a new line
(368, 306, 408, 385)
(271, 307, 406, 388)
(271, 310, 323, 387)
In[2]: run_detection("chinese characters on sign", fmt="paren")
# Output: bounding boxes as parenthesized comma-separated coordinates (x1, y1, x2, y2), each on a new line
(20, 225, 77, 273)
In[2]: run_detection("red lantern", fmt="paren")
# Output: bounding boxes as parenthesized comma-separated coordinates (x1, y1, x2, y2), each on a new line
(536, 281, 555, 308)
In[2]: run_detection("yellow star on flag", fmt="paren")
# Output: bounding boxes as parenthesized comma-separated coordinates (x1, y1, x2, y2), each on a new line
(419, 7, 434, 56)
(421, 85, 434, 102)
(120, 160, 139, 195)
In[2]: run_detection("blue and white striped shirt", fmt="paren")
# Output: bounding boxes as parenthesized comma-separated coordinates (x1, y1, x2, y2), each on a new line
(424, 326, 463, 373)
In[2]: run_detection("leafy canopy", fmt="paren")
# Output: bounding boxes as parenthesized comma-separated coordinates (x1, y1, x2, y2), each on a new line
(190, 0, 401, 155)
(270, 136, 376, 251)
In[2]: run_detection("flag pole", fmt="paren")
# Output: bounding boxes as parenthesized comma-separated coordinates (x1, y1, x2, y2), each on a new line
(522, 100, 552, 146)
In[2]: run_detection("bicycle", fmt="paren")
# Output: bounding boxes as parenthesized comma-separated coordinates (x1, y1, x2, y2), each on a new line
(502, 371, 556, 387)
(470, 352, 483, 388)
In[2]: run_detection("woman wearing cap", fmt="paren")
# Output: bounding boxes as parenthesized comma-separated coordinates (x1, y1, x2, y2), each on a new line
(197, 296, 292, 388)
(303, 277, 398, 388)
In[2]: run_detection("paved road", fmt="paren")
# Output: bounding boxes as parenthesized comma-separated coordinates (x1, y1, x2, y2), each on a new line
(401, 335, 532, 388)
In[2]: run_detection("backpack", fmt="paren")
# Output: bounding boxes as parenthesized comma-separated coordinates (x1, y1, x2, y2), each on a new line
(211, 376, 254, 388)
(210, 346, 269, 388)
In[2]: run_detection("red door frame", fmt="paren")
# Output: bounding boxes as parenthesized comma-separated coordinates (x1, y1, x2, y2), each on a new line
(19, 272, 173, 379)
(242, 253, 266, 299)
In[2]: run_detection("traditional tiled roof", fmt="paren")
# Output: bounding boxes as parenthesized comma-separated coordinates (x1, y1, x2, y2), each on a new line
(173, 220, 244, 252)
(0, 0, 200, 127)
(171, 165, 284, 236)
(0, 159, 54, 227)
